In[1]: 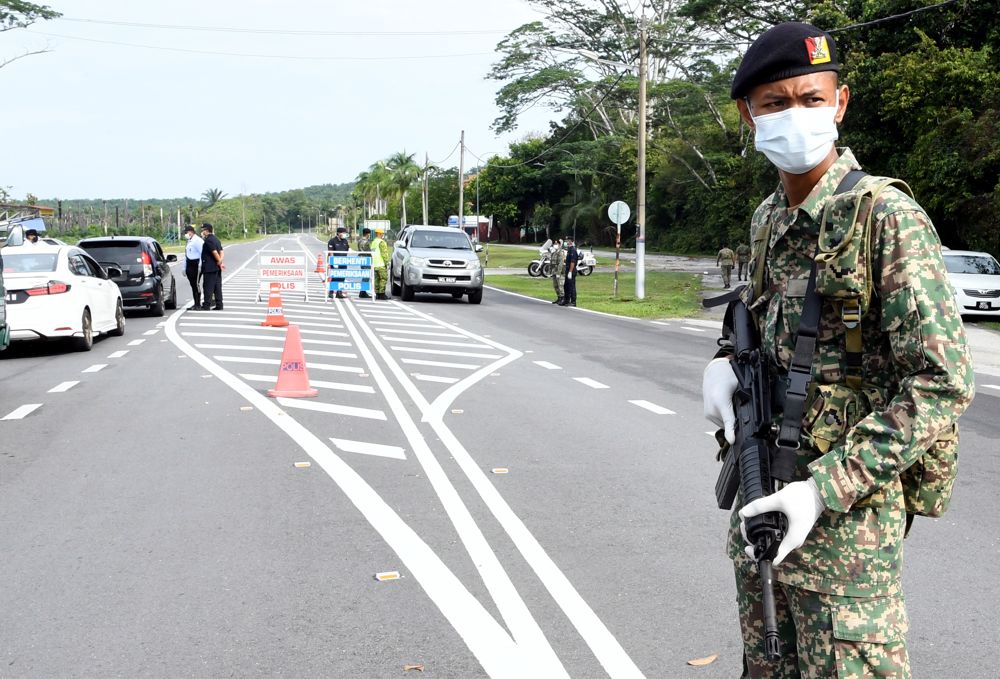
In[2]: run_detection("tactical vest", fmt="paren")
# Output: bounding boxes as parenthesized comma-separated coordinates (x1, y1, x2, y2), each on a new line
(750, 175, 959, 518)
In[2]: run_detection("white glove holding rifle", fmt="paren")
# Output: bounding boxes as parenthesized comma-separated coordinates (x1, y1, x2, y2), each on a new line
(740, 478, 826, 565)
(703, 357, 738, 445)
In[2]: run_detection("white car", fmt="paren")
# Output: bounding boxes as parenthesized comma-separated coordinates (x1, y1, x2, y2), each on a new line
(2, 243, 126, 350)
(943, 249, 1000, 317)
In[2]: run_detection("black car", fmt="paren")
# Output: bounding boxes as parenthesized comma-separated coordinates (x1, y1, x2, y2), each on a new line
(77, 236, 178, 316)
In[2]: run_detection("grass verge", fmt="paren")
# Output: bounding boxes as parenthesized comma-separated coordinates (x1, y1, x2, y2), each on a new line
(487, 271, 702, 318)
(479, 243, 604, 271)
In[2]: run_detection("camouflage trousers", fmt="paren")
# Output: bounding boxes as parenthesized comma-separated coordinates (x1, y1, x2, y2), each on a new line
(552, 269, 565, 300)
(735, 559, 910, 678)
(374, 267, 388, 296)
(721, 264, 734, 288)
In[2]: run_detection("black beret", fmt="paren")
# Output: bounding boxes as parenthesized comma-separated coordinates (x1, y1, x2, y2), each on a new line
(731, 22, 840, 99)
(201, 223, 213, 232)
(336, 226, 347, 233)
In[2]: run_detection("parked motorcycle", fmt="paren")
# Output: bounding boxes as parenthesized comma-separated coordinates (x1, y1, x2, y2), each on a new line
(528, 242, 596, 277)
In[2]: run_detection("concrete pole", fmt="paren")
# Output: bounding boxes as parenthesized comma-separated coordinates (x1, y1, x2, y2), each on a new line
(636, 22, 647, 300)
(458, 130, 465, 234)
(422, 152, 429, 225)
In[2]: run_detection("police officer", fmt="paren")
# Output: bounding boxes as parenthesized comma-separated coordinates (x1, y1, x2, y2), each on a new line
(182, 225, 203, 309)
(199, 223, 224, 310)
(550, 237, 566, 304)
(716, 243, 736, 288)
(327, 226, 350, 299)
(24, 228, 40, 244)
(735, 242, 752, 281)
(357, 228, 373, 298)
(559, 235, 579, 307)
(701, 22, 973, 678)
(370, 226, 390, 300)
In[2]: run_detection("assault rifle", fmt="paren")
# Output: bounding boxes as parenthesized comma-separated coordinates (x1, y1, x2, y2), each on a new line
(705, 289, 786, 662)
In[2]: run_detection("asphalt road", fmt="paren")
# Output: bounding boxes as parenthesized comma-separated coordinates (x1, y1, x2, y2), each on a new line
(1, 235, 997, 678)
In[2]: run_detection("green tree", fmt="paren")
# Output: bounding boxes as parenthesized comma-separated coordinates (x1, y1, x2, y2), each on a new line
(386, 151, 420, 228)
(1, 1, 61, 70)
(202, 188, 227, 207)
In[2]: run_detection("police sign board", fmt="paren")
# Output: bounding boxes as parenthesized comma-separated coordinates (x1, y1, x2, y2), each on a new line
(328, 252, 373, 294)
(257, 251, 308, 301)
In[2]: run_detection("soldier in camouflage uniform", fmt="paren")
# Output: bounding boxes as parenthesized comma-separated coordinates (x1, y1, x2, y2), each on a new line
(357, 227, 372, 298)
(736, 242, 752, 281)
(701, 23, 974, 678)
(550, 237, 566, 304)
(717, 244, 737, 288)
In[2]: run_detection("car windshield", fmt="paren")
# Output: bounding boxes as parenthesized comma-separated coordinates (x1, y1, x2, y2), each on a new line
(944, 254, 1000, 275)
(410, 231, 471, 250)
(2, 253, 59, 273)
(78, 242, 143, 265)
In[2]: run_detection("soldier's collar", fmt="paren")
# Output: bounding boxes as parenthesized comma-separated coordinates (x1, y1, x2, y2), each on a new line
(797, 148, 862, 221)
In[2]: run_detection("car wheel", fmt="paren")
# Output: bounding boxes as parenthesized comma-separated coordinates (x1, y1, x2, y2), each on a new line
(73, 309, 94, 351)
(468, 288, 483, 305)
(109, 300, 126, 337)
(401, 269, 414, 301)
(151, 284, 166, 316)
(391, 267, 401, 296)
(165, 280, 177, 309)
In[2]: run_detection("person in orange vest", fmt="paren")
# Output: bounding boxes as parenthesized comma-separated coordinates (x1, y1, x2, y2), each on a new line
(371, 226, 390, 300)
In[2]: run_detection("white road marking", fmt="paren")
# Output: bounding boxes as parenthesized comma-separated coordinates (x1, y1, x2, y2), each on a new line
(127, 339, 145, 346)
(533, 361, 562, 370)
(48, 381, 80, 393)
(574, 377, 610, 390)
(239, 374, 375, 393)
(330, 438, 407, 460)
(983, 384, 1000, 391)
(368, 320, 442, 329)
(401, 358, 480, 370)
(276, 397, 386, 421)
(215, 356, 364, 373)
(180, 322, 348, 337)
(194, 343, 357, 359)
(682, 326, 706, 333)
(143, 329, 160, 336)
(82, 364, 107, 373)
(411, 373, 460, 384)
(166, 304, 530, 677)
(391, 346, 503, 359)
(629, 400, 676, 415)
(184, 331, 352, 347)
(2, 403, 42, 420)
(650, 321, 670, 326)
(108, 350, 129, 358)
(372, 327, 464, 338)
(381, 336, 493, 349)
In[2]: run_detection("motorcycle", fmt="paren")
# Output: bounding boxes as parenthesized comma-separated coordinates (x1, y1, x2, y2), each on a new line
(528, 242, 596, 277)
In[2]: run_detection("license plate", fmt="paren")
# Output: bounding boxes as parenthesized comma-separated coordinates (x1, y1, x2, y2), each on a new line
(441, 277, 456, 283)
(4, 293, 14, 302)
(977, 301, 992, 310)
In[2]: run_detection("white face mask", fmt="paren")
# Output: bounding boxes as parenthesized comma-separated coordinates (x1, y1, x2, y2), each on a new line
(750, 94, 840, 174)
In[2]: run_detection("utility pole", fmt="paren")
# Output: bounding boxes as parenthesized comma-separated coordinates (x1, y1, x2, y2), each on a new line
(241, 183, 247, 239)
(458, 130, 465, 234)
(636, 20, 648, 300)
(422, 151, 429, 226)
(115, 205, 119, 231)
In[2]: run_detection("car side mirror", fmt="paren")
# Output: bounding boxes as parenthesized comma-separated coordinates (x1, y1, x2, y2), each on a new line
(105, 265, 123, 278)
(475, 244, 483, 252)
(166, 254, 178, 263)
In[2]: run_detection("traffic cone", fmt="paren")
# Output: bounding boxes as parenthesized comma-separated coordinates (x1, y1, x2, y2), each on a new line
(261, 282, 289, 327)
(314, 252, 326, 273)
(267, 325, 318, 398)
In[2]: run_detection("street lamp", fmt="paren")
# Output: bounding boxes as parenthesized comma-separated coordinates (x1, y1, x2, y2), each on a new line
(556, 26, 648, 300)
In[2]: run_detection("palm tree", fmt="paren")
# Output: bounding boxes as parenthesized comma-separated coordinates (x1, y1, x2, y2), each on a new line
(386, 151, 420, 228)
(202, 188, 227, 207)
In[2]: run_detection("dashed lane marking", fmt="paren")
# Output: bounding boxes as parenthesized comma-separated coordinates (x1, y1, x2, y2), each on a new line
(143, 329, 160, 336)
(215, 356, 365, 374)
(275, 397, 387, 421)
(983, 384, 1000, 391)
(400, 358, 480, 370)
(108, 350, 129, 358)
(82, 364, 107, 373)
(629, 400, 676, 415)
(682, 326, 706, 333)
(533, 361, 562, 370)
(574, 377, 610, 390)
(391, 346, 503, 360)
(127, 339, 146, 346)
(330, 437, 407, 460)
(650, 321, 670, 326)
(48, 381, 80, 393)
(411, 373, 460, 384)
(239, 374, 376, 393)
(2, 404, 42, 420)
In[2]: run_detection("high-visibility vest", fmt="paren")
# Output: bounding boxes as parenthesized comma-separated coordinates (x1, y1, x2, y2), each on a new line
(371, 237, 386, 267)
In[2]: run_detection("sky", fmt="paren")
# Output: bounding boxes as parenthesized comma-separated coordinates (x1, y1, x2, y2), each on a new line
(2, 0, 560, 201)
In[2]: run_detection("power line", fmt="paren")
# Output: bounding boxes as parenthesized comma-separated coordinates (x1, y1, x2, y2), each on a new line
(27, 30, 493, 61)
(827, 0, 960, 33)
(57, 17, 509, 37)
(430, 141, 462, 166)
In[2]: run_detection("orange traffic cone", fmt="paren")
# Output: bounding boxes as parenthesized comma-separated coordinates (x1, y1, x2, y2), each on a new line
(261, 282, 289, 327)
(314, 252, 326, 273)
(267, 325, 318, 398)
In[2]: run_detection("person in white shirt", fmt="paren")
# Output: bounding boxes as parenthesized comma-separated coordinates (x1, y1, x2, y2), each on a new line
(182, 225, 204, 309)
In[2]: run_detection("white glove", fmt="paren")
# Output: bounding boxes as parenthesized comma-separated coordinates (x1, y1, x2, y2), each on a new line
(739, 478, 827, 565)
(567, 271, 574, 279)
(702, 357, 738, 444)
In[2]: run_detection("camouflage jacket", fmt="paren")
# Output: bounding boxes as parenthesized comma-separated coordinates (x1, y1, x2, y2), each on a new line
(551, 244, 567, 274)
(717, 247, 736, 266)
(726, 148, 974, 596)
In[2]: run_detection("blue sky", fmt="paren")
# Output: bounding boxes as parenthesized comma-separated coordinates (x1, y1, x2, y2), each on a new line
(3, 0, 558, 200)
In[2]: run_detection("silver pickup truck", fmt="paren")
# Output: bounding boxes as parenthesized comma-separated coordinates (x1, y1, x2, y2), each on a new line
(390, 225, 484, 304)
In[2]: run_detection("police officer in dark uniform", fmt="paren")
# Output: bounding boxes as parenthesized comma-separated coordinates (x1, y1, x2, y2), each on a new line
(327, 226, 351, 299)
(199, 223, 225, 310)
(559, 235, 579, 307)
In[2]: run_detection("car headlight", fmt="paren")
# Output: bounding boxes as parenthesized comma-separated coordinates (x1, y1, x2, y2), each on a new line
(468, 258, 482, 270)
(408, 256, 427, 267)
